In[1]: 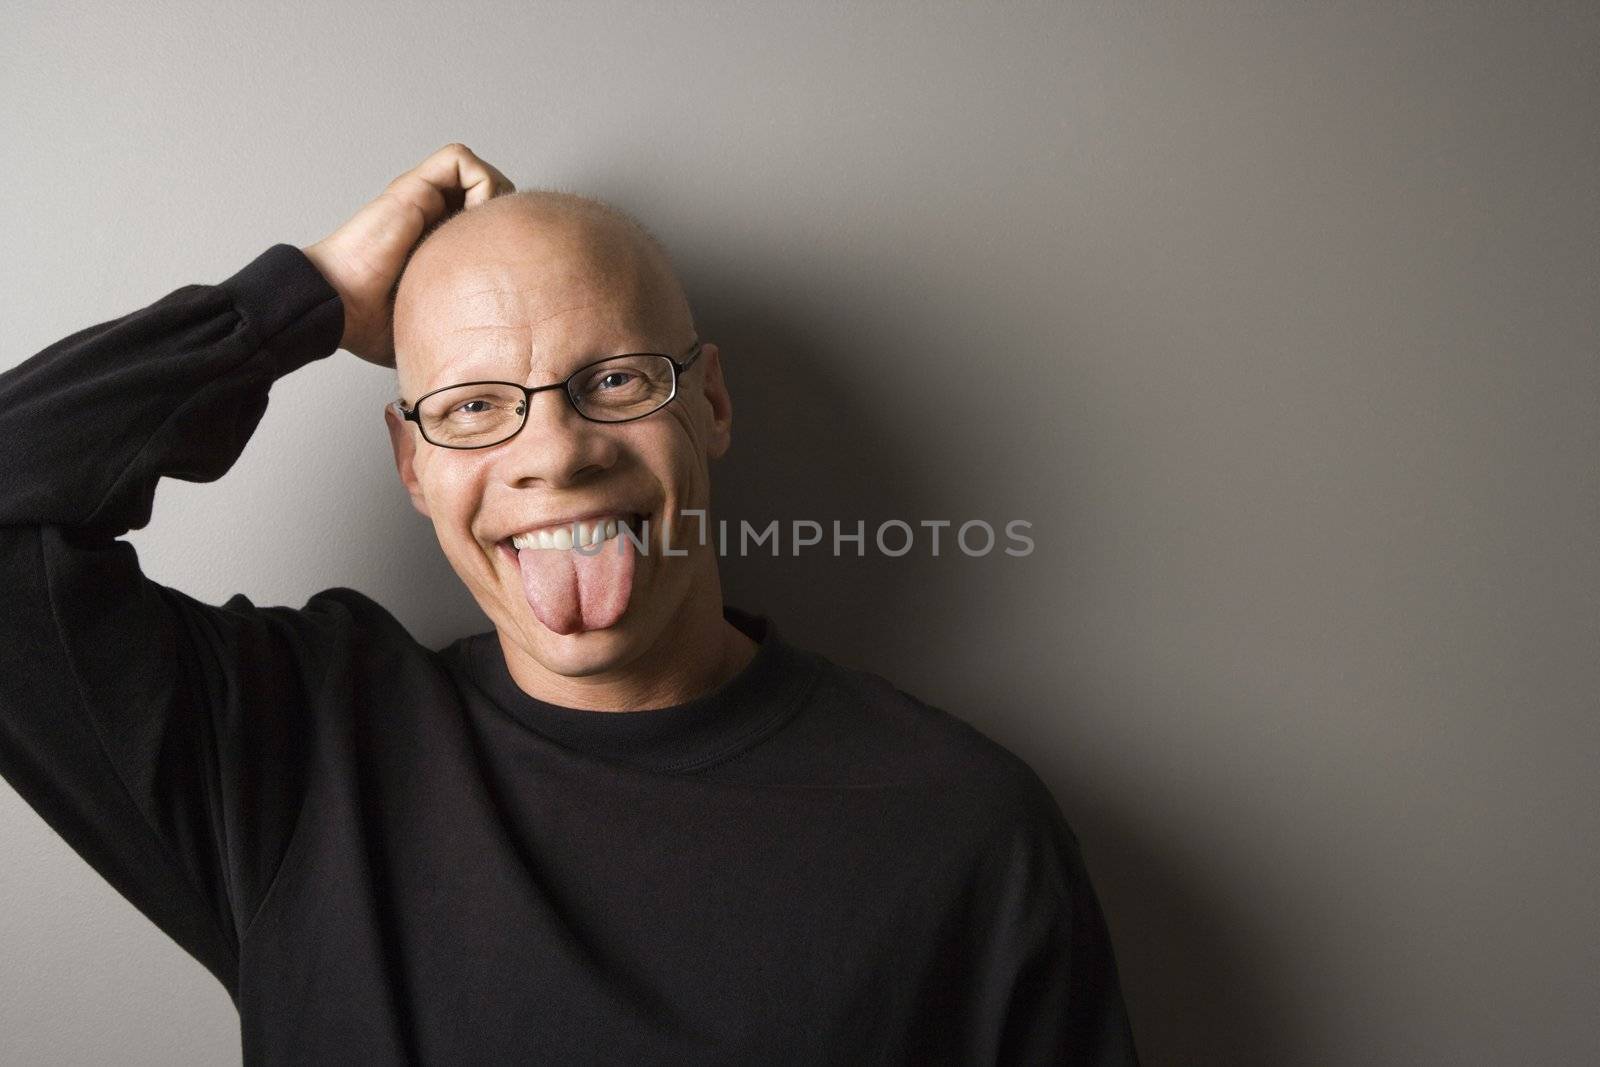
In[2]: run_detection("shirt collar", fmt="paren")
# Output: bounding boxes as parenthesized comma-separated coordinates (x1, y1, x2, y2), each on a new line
(459, 606, 819, 774)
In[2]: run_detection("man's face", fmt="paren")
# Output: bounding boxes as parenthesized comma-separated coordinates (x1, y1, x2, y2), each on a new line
(384, 203, 732, 683)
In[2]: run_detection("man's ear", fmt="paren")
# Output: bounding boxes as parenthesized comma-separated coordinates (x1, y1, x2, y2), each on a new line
(384, 402, 432, 517)
(698, 342, 733, 460)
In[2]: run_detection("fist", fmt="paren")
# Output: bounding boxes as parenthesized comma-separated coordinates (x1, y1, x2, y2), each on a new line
(302, 143, 515, 367)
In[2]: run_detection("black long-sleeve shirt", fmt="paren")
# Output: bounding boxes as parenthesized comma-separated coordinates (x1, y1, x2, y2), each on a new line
(0, 244, 1139, 1065)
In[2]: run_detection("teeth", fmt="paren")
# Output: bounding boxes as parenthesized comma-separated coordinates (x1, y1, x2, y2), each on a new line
(511, 515, 629, 551)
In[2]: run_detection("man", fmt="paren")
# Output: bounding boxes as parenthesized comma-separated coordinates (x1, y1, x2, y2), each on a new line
(0, 143, 1138, 1064)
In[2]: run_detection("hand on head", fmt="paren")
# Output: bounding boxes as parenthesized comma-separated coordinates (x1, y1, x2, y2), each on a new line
(302, 143, 516, 368)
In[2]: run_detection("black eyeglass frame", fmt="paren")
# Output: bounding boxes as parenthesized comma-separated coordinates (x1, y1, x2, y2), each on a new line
(394, 339, 704, 450)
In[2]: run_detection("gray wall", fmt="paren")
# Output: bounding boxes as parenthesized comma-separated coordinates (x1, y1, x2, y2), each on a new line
(4, 2, 1596, 1063)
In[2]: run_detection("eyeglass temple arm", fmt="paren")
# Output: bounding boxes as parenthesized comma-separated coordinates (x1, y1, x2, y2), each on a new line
(676, 339, 704, 372)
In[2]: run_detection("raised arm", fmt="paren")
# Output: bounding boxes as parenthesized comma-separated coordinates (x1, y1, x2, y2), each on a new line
(0, 144, 514, 998)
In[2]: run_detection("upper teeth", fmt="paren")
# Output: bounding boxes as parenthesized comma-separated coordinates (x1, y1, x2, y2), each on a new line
(511, 516, 626, 551)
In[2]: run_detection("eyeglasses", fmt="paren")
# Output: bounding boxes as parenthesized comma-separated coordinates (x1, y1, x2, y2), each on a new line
(394, 339, 703, 450)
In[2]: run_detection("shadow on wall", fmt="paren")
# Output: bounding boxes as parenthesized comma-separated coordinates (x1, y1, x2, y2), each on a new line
(1037, 746, 1301, 1067)
(691, 266, 1300, 1066)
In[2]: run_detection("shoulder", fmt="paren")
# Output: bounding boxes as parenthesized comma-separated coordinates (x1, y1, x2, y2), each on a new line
(292, 585, 413, 634)
(207, 584, 403, 637)
(209, 584, 432, 670)
(772, 650, 1099, 908)
(775, 647, 1075, 844)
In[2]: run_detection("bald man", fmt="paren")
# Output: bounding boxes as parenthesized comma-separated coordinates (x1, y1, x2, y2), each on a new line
(379, 187, 758, 712)
(0, 145, 1138, 1065)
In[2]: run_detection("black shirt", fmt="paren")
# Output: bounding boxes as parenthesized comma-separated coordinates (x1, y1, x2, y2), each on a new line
(0, 244, 1138, 1065)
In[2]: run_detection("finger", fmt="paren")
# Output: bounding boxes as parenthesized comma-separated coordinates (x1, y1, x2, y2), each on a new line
(396, 144, 511, 217)
(462, 158, 515, 208)
(378, 177, 448, 233)
(387, 144, 478, 221)
(414, 143, 500, 198)
(485, 169, 517, 201)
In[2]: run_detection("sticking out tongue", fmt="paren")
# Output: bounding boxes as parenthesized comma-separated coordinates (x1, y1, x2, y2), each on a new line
(517, 526, 638, 635)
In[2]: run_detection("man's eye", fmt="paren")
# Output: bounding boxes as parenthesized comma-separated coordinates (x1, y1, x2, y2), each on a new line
(452, 398, 500, 417)
(597, 372, 636, 391)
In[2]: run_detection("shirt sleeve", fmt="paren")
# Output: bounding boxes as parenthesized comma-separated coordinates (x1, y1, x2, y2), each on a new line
(980, 771, 1141, 1065)
(0, 245, 347, 1000)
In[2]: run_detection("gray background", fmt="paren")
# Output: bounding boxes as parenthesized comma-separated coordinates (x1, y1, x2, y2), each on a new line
(3, 1, 1596, 1063)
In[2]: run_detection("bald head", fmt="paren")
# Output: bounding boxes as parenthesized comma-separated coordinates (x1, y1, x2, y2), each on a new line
(392, 190, 695, 396)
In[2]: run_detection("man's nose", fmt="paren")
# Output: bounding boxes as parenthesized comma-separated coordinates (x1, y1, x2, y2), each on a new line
(499, 387, 619, 487)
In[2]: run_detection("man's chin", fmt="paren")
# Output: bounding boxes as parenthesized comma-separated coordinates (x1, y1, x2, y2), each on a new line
(513, 610, 644, 680)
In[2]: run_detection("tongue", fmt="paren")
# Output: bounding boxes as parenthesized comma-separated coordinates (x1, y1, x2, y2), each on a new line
(518, 529, 637, 635)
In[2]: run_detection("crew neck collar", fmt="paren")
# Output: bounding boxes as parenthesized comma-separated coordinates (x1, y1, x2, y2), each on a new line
(461, 606, 819, 774)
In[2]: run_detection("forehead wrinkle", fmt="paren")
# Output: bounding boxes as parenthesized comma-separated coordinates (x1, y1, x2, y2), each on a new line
(418, 328, 521, 380)
(434, 303, 627, 336)
(445, 275, 627, 319)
